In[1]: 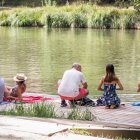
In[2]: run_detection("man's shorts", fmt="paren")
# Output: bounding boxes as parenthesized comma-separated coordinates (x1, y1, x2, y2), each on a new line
(59, 88, 88, 100)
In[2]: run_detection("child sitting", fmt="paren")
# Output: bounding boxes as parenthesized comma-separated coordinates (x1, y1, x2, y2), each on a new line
(97, 64, 123, 109)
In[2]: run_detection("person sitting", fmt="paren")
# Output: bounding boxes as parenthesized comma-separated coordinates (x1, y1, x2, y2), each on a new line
(4, 73, 27, 102)
(0, 77, 5, 103)
(57, 63, 89, 107)
(97, 64, 123, 109)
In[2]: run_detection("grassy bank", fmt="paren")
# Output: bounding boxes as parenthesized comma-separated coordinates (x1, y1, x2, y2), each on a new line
(0, 102, 95, 121)
(0, 4, 139, 29)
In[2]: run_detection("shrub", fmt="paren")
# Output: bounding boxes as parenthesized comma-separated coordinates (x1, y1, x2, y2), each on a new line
(134, 0, 140, 12)
(72, 12, 88, 28)
(11, 10, 43, 27)
(50, 12, 72, 28)
(90, 12, 104, 28)
(0, 12, 10, 26)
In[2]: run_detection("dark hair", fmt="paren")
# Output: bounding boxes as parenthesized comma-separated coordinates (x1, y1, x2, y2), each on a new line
(17, 80, 25, 86)
(104, 64, 118, 82)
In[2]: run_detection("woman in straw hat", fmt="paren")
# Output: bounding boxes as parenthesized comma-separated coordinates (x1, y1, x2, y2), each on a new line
(4, 73, 27, 101)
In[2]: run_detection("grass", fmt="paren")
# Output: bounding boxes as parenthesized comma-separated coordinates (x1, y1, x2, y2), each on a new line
(70, 128, 138, 140)
(0, 102, 56, 118)
(67, 108, 95, 121)
(0, 102, 95, 121)
(0, 4, 139, 29)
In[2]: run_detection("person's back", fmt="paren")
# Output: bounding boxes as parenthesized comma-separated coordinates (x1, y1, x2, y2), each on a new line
(0, 78, 4, 103)
(58, 63, 89, 107)
(11, 81, 26, 98)
(58, 68, 84, 97)
(97, 64, 123, 109)
(103, 78, 118, 95)
(104, 83, 116, 94)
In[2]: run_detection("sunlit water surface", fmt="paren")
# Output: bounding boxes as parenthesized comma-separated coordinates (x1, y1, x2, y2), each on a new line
(0, 27, 140, 96)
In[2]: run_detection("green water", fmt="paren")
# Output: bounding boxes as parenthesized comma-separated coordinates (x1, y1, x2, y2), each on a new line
(0, 27, 140, 96)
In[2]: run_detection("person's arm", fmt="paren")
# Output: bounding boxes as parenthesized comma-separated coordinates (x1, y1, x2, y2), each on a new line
(7, 96, 17, 100)
(82, 82, 88, 89)
(97, 77, 104, 91)
(81, 73, 88, 89)
(116, 78, 123, 90)
(4, 86, 12, 97)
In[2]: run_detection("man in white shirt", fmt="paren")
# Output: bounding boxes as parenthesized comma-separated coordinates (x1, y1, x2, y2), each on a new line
(58, 63, 89, 107)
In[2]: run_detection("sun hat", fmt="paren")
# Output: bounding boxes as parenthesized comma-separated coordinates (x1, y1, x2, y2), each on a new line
(13, 73, 27, 82)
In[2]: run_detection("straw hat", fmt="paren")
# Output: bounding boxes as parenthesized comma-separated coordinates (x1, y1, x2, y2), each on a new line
(13, 73, 27, 82)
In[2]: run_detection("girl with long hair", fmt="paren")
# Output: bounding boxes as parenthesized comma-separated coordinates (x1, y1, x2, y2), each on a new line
(97, 64, 123, 109)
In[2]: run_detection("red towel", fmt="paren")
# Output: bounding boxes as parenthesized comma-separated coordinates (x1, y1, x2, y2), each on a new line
(22, 96, 54, 103)
(3, 96, 55, 103)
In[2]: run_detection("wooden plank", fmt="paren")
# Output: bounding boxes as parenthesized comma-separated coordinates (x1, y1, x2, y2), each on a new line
(90, 104, 140, 129)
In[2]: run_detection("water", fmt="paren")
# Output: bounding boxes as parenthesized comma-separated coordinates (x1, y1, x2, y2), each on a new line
(0, 27, 140, 96)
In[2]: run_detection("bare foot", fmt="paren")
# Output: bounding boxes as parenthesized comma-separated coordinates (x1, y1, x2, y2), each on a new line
(110, 105, 116, 109)
(105, 106, 110, 109)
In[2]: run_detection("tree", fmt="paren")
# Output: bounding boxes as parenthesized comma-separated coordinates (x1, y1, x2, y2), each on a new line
(134, 0, 140, 12)
(0, 0, 5, 6)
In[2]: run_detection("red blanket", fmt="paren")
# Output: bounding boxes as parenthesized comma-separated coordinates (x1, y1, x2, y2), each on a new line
(3, 96, 55, 103)
(22, 96, 55, 103)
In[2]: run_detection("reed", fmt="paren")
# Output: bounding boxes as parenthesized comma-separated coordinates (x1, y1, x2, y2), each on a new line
(0, 5, 138, 29)
(48, 12, 71, 28)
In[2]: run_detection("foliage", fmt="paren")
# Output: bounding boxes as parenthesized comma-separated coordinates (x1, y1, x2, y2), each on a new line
(0, 5, 139, 29)
(0, 0, 139, 9)
(72, 12, 88, 28)
(50, 12, 71, 28)
(122, 14, 136, 29)
(67, 108, 95, 121)
(0, 102, 95, 121)
(0, 12, 9, 25)
(11, 10, 43, 27)
(134, 0, 140, 12)
(1, 102, 57, 118)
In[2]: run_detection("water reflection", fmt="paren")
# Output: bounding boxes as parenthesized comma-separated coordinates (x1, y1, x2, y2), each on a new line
(0, 27, 140, 95)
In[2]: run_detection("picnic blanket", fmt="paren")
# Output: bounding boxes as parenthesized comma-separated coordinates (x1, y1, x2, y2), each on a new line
(22, 96, 55, 103)
(3, 96, 55, 104)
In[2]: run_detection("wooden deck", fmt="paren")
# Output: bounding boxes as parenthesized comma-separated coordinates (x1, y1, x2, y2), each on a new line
(48, 97, 140, 130)
(91, 104, 140, 129)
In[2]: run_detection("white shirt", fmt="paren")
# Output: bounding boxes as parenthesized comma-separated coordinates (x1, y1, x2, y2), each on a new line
(58, 68, 87, 97)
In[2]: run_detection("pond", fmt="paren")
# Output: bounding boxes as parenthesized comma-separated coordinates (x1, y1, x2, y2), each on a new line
(0, 27, 140, 96)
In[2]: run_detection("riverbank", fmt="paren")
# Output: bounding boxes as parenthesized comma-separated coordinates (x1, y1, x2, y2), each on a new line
(0, 93, 140, 140)
(0, 5, 140, 29)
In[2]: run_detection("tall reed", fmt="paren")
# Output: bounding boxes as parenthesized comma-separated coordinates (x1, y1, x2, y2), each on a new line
(0, 5, 138, 29)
